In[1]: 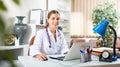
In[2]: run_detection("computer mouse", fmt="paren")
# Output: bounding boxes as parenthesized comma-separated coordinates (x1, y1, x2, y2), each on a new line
(44, 58, 48, 61)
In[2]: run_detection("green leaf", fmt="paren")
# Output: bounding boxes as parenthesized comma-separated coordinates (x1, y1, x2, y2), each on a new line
(13, 0, 20, 5)
(0, 1, 7, 11)
(0, 15, 5, 33)
(0, 15, 5, 46)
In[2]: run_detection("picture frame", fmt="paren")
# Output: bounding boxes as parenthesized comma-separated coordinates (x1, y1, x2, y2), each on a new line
(29, 9, 43, 25)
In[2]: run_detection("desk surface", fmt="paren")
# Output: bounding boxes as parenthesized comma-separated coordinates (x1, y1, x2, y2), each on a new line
(18, 56, 120, 67)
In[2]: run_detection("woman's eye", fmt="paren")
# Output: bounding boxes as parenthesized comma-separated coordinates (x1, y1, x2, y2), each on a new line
(51, 17, 60, 20)
(57, 18, 60, 20)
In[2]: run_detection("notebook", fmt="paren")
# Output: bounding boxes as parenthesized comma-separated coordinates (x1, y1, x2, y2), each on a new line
(49, 42, 93, 61)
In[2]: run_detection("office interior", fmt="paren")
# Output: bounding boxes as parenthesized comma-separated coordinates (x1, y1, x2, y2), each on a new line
(1, 0, 120, 67)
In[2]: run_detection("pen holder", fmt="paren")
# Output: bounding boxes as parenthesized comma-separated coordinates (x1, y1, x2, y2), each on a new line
(80, 53, 91, 62)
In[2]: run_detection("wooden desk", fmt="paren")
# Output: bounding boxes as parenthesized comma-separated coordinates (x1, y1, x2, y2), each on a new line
(18, 56, 120, 67)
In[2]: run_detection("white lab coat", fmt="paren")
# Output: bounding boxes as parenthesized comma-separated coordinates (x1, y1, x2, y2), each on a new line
(30, 28, 69, 56)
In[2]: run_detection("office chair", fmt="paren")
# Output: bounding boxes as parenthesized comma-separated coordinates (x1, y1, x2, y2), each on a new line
(28, 35, 36, 56)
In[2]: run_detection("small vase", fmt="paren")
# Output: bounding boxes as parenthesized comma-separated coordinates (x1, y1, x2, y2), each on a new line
(14, 16, 27, 45)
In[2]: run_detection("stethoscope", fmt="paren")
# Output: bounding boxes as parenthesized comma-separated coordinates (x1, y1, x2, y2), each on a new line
(46, 28, 61, 48)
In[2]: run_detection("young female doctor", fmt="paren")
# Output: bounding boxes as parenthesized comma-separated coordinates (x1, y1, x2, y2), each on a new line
(30, 10, 69, 61)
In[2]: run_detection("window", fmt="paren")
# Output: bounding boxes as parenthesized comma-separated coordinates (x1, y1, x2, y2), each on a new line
(71, 0, 120, 38)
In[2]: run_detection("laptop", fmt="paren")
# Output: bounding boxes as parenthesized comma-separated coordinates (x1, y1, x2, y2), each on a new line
(49, 42, 93, 61)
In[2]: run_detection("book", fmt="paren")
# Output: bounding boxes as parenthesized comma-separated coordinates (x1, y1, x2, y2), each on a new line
(92, 47, 119, 55)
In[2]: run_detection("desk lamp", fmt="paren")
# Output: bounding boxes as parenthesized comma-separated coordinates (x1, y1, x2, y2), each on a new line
(93, 19, 117, 62)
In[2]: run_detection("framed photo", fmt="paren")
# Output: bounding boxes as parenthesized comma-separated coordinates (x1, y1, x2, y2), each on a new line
(29, 9, 43, 25)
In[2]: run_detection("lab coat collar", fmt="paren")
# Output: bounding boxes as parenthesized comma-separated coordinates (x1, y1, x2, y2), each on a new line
(47, 27, 58, 36)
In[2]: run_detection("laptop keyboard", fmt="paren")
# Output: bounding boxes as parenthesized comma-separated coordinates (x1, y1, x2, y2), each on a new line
(49, 56, 65, 61)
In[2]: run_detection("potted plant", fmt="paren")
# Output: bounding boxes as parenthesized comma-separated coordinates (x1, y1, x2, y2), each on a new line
(0, 0, 20, 67)
(92, 1, 120, 47)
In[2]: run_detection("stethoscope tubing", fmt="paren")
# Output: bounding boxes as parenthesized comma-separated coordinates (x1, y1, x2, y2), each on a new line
(46, 28, 61, 48)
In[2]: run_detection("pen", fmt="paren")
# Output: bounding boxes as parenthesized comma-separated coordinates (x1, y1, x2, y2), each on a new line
(80, 50, 85, 53)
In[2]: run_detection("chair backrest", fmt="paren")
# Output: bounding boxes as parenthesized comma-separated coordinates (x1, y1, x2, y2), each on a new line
(28, 35, 36, 56)
(29, 35, 36, 46)
(89, 39, 102, 47)
(116, 40, 120, 49)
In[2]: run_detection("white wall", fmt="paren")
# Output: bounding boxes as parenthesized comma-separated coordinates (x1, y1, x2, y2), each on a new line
(0, 0, 47, 44)
(1, 0, 46, 24)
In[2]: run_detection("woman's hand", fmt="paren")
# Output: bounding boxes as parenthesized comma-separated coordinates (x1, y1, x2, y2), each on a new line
(64, 51, 68, 54)
(34, 53, 48, 61)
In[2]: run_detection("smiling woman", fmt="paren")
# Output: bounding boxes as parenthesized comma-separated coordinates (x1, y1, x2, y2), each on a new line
(29, 10, 69, 61)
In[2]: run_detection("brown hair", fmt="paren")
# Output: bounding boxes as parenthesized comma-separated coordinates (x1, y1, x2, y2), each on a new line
(45, 10, 60, 28)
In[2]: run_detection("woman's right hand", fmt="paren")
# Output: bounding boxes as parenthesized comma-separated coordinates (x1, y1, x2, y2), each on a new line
(34, 53, 48, 61)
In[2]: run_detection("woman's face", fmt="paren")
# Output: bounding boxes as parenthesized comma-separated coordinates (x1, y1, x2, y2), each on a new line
(47, 13, 60, 29)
